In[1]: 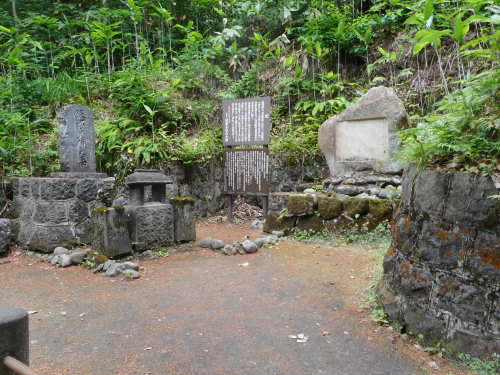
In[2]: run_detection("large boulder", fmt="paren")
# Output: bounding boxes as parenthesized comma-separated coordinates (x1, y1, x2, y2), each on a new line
(318, 86, 409, 176)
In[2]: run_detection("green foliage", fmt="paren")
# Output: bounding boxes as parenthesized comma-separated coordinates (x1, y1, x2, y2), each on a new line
(457, 353, 500, 375)
(398, 68, 499, 175)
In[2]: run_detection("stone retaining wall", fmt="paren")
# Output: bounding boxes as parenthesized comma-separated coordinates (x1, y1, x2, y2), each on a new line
(12, 177, 113, 252)
(378, 166, 500, 358)
(263, 192, 396, 234)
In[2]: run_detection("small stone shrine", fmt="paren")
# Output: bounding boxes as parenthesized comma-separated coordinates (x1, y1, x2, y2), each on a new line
(124, 169, 174, 251)
(13, 105, 109, 252)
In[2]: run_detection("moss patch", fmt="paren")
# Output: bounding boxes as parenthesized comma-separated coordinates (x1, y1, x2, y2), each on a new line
(287, 194, 314, 216)
(296, 215, 324, 232)
(170, 196, 196, 205)
(87, 251, 109, 265)
(263, 215, 296, 233)
(343, 198, 369, 218)
(317, 196, 342, 219)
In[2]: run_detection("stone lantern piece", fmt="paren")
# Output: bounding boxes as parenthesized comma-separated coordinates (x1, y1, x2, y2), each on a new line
(125, 169, 173, 205)
(124, 169, 174, 251)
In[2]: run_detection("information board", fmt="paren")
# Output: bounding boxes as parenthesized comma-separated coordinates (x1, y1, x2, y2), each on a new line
(223, 97, 271, 146)
(224, 148, 269, 194)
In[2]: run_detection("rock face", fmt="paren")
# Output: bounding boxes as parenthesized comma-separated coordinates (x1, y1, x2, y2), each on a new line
(12, 177, 113, 252)
(318, 86, 408, 176)
(378, 166, 500, 358)
(0, 219, 11, 254)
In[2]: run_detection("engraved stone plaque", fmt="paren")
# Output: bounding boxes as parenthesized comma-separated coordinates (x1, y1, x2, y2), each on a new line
(224, 148, 269, 194)
(335, 118, 389, 161)
(57, 105, 96, 173)
(223, 97, 271, 146)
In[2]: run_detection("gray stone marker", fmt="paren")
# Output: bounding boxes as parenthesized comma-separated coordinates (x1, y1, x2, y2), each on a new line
(318, 86, 409, 175)
(91, 207, 132, 258)
(0, 307, 29, 375)
(0, 219, 11, 254)
(52, 105, 106, 178)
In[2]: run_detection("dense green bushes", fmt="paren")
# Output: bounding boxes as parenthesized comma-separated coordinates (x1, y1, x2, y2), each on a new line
(0, 0, 498, 177)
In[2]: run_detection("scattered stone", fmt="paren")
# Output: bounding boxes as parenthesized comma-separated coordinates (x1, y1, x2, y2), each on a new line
(102, 260, 115, 272)
(427, 361, 439, 370)
(238, 262, 249, 267)
(198, 237, 213, 248)
(59, 254, 72, 267)
(303, 188, 316, 194)
(70, 251, 86, 265)
(50, 255, 60, 265)
(105, 262, 126, 277)
(242, 240, 258, 254)
(271, 230, 285, 237)
(210, 239, 224, 250)
(122, 261, 139, 271)
(140, 250, 155, 259)
(222, 245, 237, 256)
(250, 220, 263, 229)
(266, 235, 279, 244)
(53, 247, 69, 256)
(254, 238, 266, 248)
(122, 269, 141, 279)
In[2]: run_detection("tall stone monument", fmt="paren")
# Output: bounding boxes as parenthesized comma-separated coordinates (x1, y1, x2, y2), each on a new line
(52, 105, 106, 178)
(318, 86, 409, 176)
(13, 105, 110, 252)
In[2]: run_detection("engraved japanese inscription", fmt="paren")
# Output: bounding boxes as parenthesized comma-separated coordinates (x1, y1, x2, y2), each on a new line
(224, 148, 269, 194)
(57, 105, 97, 173)
(223, 97, 271, 146)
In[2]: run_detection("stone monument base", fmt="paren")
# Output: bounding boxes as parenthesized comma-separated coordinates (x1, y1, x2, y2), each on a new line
(12, 177, 111, 252)
(50, 172, 108, 178)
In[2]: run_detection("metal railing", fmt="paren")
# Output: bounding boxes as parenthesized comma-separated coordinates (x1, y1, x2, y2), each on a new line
(3, 356, 40, 375)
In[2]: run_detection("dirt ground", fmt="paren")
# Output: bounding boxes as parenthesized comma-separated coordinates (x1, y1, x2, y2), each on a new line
(0, 221, 472, 375)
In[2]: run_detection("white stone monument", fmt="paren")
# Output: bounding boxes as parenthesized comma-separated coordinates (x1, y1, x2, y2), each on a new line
(318, 86, 409, 176)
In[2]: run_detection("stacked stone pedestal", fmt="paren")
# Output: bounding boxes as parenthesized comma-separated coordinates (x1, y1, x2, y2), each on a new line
(128, 203, 174, 251)
(13, 177, 110, 252)
(378, 166, 500, 358)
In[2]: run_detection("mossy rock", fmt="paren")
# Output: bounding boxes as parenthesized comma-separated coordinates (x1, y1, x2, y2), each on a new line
(87, 251, 109, 265)
(170, 196, 196, 205)
(368, 199, 393, 221)
(317, 196, 342, 219)
(263, 215, 296, 233)
(296, 215, 324, 232)
(287, 194, 314, 216)
(343, 198, 369, 218)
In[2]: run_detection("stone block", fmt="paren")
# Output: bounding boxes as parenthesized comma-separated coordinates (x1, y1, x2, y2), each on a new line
(448, 330, 500, 359)
(12, 178, 31, 198)
(402, 307, 446, 344)
(268, 193, 290, 216)
(27, 225, 76, 253)
(413, 169, 449, 219)
(435, 277, 488, 326)
(76, 179, 99, 202)
(392, 214, 419, 256)
(170, 197, 196, 243)
(343, 198, 368, 218)
(75, 219, 93, 244)
(415, 221, 471, 270)
(468, 230, 500, 282)
(397, 262, 432, 301)
(263, 215, 296, 234)
(0, 218, 11, 254)
(33, 201, 68, 225)
(317, 196, 342, 219)
(444, 172, 499, 228)
(91, 207, 132, 258)
(287, 194, 314, 216)
(128, 203, 174, 251)
(296, 216, 324, 232)
(68, 199, 89, 223)
(40, 178, 76, 200)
